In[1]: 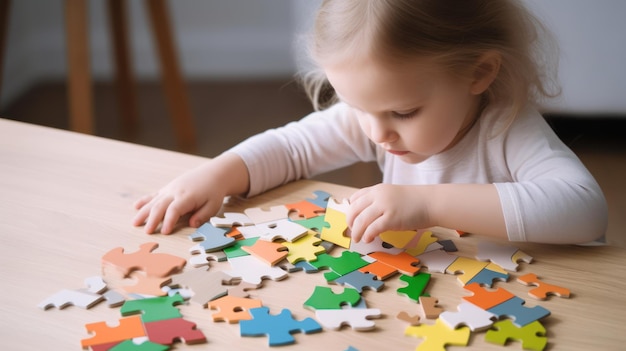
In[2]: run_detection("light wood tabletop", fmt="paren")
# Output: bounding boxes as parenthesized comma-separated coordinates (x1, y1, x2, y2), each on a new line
(1, 118, 625, 351)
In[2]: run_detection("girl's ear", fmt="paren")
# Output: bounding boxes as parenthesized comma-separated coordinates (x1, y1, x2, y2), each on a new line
(470, 51, 501, 95)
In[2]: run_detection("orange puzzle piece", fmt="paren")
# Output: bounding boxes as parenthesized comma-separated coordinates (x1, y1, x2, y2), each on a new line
(368, 251, 421, 276)
(102, 242, 186, 278)
(462, 282, 515, 310)
(242, 239, 288, 265)
(208, 295, 263, 323)
(286, 200, 325, 219)
(517, 273, 571, 300)
(81, 315, 145, 348)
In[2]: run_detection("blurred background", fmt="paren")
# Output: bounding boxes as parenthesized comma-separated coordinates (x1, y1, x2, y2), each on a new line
(0, 0, 624, 245)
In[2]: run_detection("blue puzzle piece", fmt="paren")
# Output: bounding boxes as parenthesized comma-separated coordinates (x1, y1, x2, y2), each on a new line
(306, 190, 332, 209)
(189, 223, 235, 252)
(333, 270, 384, 293)
(467, 268, 509, 287)
(487, 296, 551, 327)
(240, 307, 322, 346)
(293, 260, 319, 273)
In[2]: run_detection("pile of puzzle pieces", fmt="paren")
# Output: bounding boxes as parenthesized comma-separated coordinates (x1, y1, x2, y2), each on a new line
(39, 190, 571, 351)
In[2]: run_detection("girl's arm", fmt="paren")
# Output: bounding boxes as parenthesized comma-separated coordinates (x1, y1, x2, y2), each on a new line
(347, 183, 507, 243)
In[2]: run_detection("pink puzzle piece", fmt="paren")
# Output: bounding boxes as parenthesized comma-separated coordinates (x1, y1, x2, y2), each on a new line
(102, 242, 186, 278)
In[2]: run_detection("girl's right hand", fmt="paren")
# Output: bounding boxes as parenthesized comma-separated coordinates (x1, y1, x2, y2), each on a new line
(132, 153, 250, 234)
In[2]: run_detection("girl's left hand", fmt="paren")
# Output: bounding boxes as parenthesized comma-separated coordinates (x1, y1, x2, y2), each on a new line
(346, 184, 433, 243)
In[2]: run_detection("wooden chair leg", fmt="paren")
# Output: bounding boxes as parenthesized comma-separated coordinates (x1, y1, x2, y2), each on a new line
(0, 0, 11, 102)
(64, 0, 94, 134)
(145, 0, 196, 154)
(107, 0, 139, 140)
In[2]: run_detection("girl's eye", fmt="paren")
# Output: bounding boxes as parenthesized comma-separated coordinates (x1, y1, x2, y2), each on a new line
(391, 109, 420, 119)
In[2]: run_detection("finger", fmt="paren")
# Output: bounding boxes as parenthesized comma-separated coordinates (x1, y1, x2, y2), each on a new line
(350, 203, 383, 243)
(346, 193, 372, 229)
(189, 200, 220, 228)
(361, 216, 388, 244)
(161, 198, 198, 234)
(134, 194, 155, 210)
(144, 197, 172, 234)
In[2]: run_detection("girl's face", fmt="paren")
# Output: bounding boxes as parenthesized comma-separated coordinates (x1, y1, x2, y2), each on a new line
(324, 56, 484, 164)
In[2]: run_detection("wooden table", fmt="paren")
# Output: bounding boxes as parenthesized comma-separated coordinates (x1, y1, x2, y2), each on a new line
(1, 118, 625, 350)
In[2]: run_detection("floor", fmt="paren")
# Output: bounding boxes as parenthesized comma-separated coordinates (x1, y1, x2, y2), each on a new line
(2, 80, 623, 247)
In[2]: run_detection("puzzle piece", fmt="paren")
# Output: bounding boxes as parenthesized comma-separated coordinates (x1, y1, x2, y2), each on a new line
(320, 197, 351, 248)
(256, 219, 309, 242)
(210, 212, 253, 227)
(333, 270, 384, 293)
(292, 215, 330, 233)
(419, 296, 443, 319)
(517, 273, 571, 300)
(405, 318, 470, 351)
(311, 251, 370, 281)
(39, 289, 104, 310)
(209, 295, 263, 323)
(445, 257, 489, 285)
(244, 205, 289, 224)
(223, 237, 258, 259)
(397, 273, 431, 303)
(281, 233, 325, 263)
(405, 231, 439, 256)
(416, 249, 457, 273)
(349, 234, 403, 255)
(189, 223, 235, 252)
(242, 238, 288, 265)
(120, 294, 184, 323)
(286, 199, 325, 219)
(305, 190, 332, 209)
(84, 276, 107, 294)
(367, 251, 421, 276)
(487, 296, 551, 327)
(439, 302, 496, 332)
(378, 230, 419, 248)
(466, 266, 509, 287)
(223, 254, 289, 284)
(143, 318, 207, 345)
(170, 269, 232, 306)
(239, 307, 322, 346)
(397, 311, 421, 326)
(121, 272, 171, 297)
(315, 307, 381, 331)
(108, 338, 168, 351)
(81, 315, 146, 348)
(476, 241, 533, 271)
(188, 250, 227, 267)
(226, 281, 262, 299)
(485, 320, 548, 351)
(303, 286, 361, 310)
(102, 242, 186, 278)
(462, 282, 515, 310)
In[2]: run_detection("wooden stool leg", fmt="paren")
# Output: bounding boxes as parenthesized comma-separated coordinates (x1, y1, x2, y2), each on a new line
(0, 0, 10, 101)
(64, 0, 94, 134)
(107, 0, 139, 140)
(145, 0, 196, 153)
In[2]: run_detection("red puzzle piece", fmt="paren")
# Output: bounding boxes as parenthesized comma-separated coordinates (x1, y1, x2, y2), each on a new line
(143, 318, 207, 345)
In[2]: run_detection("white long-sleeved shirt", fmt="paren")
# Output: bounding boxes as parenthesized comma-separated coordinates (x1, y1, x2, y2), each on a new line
(229, 102, 607, 244)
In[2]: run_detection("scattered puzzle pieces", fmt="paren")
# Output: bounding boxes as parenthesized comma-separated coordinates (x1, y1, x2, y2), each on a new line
(239, 307, 322, 346)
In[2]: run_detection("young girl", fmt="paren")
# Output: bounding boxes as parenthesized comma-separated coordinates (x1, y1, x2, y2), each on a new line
(133, 0, 607, 244)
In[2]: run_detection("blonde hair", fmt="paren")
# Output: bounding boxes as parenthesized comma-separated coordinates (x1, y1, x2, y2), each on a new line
(300, 0, 560, 124)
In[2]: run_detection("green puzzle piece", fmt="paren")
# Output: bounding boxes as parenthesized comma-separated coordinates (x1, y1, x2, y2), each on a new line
(223, 237, 258, 259)
(303, 286, 361, 310)
(485, 320, 548, 351)
(310, 251, 370, 281)
(397, 272, 431, 302)
(120, 295, 184, 323)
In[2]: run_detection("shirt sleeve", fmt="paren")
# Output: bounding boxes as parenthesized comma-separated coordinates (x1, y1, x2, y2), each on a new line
(227, 103, 378, 197)
(493, 111, 608, 244)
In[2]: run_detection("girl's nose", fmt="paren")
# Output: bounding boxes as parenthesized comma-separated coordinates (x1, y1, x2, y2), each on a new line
(369, 117, 397, 144)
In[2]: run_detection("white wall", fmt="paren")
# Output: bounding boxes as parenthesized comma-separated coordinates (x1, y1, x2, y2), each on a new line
(2, 0, 625, 115)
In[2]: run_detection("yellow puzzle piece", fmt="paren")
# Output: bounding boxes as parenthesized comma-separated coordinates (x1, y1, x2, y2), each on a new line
(405, 318, 470, 351)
